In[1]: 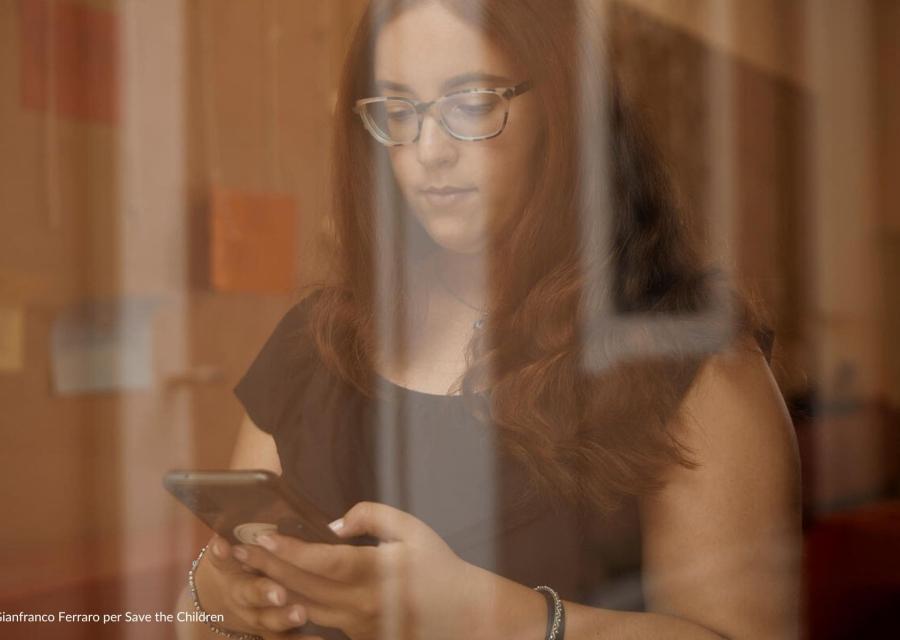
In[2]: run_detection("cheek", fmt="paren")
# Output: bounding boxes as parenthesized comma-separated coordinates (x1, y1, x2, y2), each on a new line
(479, 141, 537, 208)
(388, 150, 416, 191)
(500, 116, 543, 200)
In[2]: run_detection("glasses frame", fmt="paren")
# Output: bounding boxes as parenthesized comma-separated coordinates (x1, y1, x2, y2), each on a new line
(353, 80, 533, 146)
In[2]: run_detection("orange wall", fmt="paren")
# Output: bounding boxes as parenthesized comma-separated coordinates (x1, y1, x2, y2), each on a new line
(0, 0, 366, 600)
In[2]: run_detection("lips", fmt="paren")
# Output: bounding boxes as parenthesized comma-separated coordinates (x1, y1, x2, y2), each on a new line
(420, 186, 476, 195)
(420, 186, 477, 207)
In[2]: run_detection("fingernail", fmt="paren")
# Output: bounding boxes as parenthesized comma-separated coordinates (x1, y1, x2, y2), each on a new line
(211, 541, 226, 558)
(267, 589, 284, 606)
(232, 546, 248, 561)
(289, 605, 305, 624)
(328, 518, 344, 532)
(257, 535, 276, 551)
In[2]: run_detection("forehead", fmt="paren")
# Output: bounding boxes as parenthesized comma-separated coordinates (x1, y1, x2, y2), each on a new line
(373, 2, 512, 95)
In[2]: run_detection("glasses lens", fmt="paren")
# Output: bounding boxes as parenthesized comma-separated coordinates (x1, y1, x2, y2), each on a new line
(441, 92, 506, 139)
(363, 99, 418, 144)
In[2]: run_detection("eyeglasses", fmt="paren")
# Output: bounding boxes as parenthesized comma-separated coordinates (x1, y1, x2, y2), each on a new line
(353, 80, 532, 146)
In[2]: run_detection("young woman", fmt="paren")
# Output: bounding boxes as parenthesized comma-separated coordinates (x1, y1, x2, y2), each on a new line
(178, 1, 801, 638)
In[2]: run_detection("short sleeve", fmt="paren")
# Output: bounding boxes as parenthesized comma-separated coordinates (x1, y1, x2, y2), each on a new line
(754, 324, 775, 365)
(233, 298, 316, 435)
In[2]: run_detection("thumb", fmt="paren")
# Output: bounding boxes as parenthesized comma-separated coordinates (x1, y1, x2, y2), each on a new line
(203, 534, 244, 574)
(329, 501, 417, 543)
(208, 534, 232, 561)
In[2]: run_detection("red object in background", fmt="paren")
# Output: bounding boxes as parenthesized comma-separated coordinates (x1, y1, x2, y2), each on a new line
(805, 500, 900, 639)
(209, 188, 298, 294)
(19, 0, 119, 123)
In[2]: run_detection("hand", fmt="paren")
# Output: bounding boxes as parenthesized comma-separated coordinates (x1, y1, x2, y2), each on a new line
(194, 534, 311, 638)
(232, 502, 492, 640)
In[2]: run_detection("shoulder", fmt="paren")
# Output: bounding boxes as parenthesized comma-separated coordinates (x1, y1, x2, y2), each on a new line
(264, 288, 328, 360)
(676, 333, 795, 460)
(652, 332, 801, 508)
(638, 334, 802, 637)
(281, 288, 325, 332)
(234, 289, 327, 399)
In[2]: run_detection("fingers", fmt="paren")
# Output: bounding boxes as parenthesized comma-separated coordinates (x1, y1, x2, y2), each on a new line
(243, 603, 309, 633)
(203, 535, 245, 574)
(225, 574, 314, 635)
(198, 535, 322, 637)
(231, 540, 374, 632)
(233, 541, 351, 603)
(249, 534, 376, 582)
(230, 574, 289, 609)
(338, 501, 415, 542)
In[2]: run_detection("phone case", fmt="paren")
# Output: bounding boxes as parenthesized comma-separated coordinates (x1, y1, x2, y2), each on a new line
(163, 469, 363, 545)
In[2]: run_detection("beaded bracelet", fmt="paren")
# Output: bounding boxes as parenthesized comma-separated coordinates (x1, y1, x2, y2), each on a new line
(533, 585, 566, 640)
(188, 544, 263, 640)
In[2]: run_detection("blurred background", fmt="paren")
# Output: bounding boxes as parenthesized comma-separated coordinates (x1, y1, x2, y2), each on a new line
(0, 0, 897, 638)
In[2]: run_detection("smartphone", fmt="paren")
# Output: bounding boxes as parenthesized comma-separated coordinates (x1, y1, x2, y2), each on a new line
(163, 469, 376, 547)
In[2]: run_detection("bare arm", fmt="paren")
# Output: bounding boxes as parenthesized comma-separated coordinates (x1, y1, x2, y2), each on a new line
(227, 412, 284, 472)
(635, 341, 802, 638)
(480, 340, 801, 639)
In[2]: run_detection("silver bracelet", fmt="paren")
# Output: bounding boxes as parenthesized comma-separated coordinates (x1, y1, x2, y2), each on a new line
(188, 544, 263, 640)
(533, 585, 565, 640)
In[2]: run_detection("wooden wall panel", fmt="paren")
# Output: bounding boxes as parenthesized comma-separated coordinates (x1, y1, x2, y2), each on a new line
(183, 0, 366, 479)
(0, 0, 123, 600)
(614, 0, 807, 88)
(875, 0, 900, 407)
(609, 1, 812, 394)
(0, 0, 368, 612)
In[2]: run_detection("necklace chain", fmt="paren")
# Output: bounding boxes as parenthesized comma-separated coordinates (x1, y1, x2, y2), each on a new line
(431, 258, 487, 329)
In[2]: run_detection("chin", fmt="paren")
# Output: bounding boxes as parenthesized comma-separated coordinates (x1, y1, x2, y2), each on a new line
(408, 211, 481, 253)
(427, 229, 486, 255)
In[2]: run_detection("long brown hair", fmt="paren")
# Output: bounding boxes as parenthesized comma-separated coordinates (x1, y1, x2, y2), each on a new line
(307, 0, 768, 514)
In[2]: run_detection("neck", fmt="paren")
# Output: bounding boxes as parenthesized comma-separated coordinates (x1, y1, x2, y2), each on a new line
(431, 249, 487, 312)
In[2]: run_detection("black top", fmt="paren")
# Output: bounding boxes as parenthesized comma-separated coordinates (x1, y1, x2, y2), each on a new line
(234, 297, 668, 637)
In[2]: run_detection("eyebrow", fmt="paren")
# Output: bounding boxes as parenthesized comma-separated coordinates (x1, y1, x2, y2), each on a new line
(374, 71, 513, 95)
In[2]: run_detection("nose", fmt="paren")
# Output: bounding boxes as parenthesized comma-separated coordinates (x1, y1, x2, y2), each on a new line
(416, 107, 458, 168)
